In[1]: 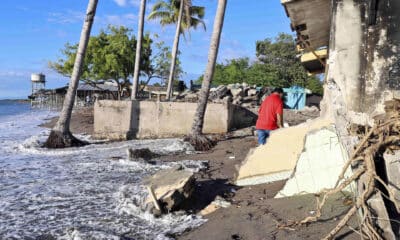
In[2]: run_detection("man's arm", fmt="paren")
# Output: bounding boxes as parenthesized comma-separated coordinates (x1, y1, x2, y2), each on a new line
(277, 113, 283, 128)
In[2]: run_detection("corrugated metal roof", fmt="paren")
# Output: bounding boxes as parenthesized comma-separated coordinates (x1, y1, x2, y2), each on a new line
(77, 83, 118, 92)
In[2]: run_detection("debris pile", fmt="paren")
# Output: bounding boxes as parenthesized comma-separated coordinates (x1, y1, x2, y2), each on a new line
(175, 83, 273, 108)
(280, 100, 400, 239)
(283, 106, 320, 126)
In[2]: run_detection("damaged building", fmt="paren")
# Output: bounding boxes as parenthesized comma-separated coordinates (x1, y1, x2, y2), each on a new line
(236, 0, 400, 238)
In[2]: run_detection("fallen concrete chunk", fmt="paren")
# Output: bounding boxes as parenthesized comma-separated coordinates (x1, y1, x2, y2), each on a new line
(143, 165, 195, 213)
(230, 88, 244, 98)
(200, 196, 231, 215)
(247, 89, 258, 96)
(209, 85, 228, 100)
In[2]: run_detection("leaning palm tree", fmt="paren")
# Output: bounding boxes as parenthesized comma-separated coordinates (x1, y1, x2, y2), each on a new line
(44, 0, 98, 148)
(186, 0, 227, 151)
(131, 0, 147, 100)
(148, 0, 205, 100)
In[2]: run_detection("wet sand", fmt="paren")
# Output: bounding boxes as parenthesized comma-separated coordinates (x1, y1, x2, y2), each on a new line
(39, 107, 94, 136)
(42, 107, 359, 240)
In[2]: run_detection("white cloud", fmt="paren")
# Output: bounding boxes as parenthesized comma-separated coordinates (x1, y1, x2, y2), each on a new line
(47, 10, 85, 24)
(102, 13, 137, 26)
(113, 0, 142, 7)
(113, 0, 127, 7)
(0, 70, 28, 78)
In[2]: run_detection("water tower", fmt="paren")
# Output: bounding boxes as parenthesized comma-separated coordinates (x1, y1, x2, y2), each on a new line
(31, 73, 46, 94)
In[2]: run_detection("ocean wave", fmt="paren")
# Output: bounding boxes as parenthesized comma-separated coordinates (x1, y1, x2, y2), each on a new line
(0, 108, 207, 239)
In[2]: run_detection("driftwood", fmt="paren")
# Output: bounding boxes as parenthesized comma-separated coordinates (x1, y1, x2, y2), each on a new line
(279, 101, 400, 239)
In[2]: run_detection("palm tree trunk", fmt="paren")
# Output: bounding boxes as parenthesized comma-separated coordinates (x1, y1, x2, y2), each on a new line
(186, 0, 227, 151)
(131, 0, 147, 100)
(44, 0, 98, 148)
(166, 0, 184, 100)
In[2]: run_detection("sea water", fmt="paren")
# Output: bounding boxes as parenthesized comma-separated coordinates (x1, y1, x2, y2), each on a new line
(0, 100, 206, 239)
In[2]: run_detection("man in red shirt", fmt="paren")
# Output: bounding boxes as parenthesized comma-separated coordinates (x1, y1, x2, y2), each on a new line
(255, 87, 284, 145)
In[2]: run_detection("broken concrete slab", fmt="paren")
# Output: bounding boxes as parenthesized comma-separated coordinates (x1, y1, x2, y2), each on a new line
(142, 165, 195, 213)
(275, 127, 353, 198)
(235, 118, 333, 186)
(383, 151, 400, 203)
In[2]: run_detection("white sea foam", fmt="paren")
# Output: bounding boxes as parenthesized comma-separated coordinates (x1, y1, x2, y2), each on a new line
(0, 108, 206, 239)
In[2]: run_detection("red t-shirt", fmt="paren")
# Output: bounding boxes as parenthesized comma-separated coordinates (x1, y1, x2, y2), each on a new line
(256, 94, 283, 130)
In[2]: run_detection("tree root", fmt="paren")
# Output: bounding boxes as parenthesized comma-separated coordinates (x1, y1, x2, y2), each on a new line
(184, 134, 216, 151)
(43, 130, 88, 148)
(279, 108, 400, 239)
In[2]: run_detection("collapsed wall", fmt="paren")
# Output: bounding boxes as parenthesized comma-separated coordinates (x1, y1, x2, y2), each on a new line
(237, 0, 400, 237)
(237, 0, 400, 201)
(322, 1, 400, 238)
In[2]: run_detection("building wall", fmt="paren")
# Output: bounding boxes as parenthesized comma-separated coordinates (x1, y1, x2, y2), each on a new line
(322, 0, 400, 125)
(94, 100, 239, 140)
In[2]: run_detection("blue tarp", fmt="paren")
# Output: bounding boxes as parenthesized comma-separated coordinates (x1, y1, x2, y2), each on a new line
(283, 86, 306, 110)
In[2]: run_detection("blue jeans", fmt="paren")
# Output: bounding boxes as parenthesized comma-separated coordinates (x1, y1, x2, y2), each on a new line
(257, 129, 270, 145)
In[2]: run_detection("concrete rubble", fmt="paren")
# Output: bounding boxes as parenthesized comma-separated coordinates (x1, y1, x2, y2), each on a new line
(142, 165, 195, 215)
(200, 196, 231, 216)
(175, 83, 273, 108)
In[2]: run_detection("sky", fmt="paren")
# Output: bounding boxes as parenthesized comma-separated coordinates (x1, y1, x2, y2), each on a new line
(0, 0, 292, 99)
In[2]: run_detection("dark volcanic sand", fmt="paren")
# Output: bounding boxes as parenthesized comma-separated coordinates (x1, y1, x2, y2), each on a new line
(41, 107, 359, 240)
(40, 107, 94, 136)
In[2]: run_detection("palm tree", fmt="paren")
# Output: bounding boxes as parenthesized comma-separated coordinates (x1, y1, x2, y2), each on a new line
(148, 0, 205, 100)
(186, 0, 227, 151)
(44, 0, 98, 148)
(131, 0, 147, 100)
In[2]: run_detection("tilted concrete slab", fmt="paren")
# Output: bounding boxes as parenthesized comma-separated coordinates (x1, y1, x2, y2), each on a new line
(383, 151, 400, 204)
(275, 127, 353, 198)
(235, 117, 333, 186)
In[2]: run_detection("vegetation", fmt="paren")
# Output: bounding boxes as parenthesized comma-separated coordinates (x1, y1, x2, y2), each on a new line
(49, 25, 149, 98)
(186, 0, 227, 151)
(49, 26, 182, 98)
(132, 0, 147, 99)
(196, 33, 323, 95)
(44, 0, 98, 149)
(141, 39, 184, 89)
(148, 0, 206, 100)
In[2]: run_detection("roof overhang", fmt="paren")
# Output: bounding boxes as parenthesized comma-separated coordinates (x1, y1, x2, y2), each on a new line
(300, 49, 328, 74)
(281, 0, 331, 50)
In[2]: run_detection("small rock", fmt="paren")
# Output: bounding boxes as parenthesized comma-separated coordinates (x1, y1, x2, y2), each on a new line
(127, 148, 159, 163)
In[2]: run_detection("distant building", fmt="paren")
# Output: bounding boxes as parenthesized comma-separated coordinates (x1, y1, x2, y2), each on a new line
(29, 81, 119, 109)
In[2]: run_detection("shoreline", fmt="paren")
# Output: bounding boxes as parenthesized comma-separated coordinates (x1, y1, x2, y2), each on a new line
(41, 108, 358, 240)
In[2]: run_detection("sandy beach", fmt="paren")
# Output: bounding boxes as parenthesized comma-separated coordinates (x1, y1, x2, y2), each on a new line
(41, 107, 359, 240)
